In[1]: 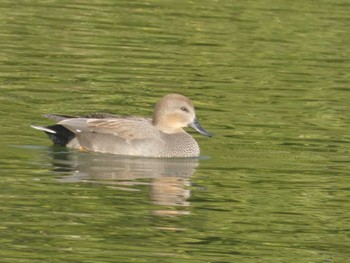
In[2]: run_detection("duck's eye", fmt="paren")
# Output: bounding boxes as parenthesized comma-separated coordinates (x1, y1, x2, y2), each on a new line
(180, 107, 189, 112)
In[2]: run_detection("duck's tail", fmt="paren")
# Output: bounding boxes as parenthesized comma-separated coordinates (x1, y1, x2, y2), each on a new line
(31, 124, 75, 146)
(30, 125, 56, 134)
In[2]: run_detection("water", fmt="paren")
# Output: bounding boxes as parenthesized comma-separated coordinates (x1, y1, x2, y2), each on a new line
(1, 0, 349, 262)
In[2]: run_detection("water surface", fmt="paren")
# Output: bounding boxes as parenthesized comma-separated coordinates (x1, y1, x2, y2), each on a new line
(0, 0, 349, 262)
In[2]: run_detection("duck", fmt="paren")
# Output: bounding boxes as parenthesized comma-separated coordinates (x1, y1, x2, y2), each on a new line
(31, 94, 212, 157)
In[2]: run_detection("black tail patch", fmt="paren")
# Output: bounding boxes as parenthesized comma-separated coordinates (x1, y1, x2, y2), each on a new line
(45, 125, 76, 146)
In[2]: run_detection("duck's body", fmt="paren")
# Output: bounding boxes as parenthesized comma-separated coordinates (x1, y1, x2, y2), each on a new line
(31, 94, 211, 158)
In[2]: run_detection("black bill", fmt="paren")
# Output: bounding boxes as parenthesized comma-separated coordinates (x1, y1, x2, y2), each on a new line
(189, 118, 212, 137)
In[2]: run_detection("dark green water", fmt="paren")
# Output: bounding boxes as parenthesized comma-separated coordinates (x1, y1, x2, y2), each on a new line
(1, 1, 349, 262)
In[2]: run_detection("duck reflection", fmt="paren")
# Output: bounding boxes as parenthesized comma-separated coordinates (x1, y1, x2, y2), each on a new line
(48, 148, 199, 216)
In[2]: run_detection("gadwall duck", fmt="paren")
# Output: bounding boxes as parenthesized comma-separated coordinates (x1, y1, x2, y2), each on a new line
(31, 94, 211, 157)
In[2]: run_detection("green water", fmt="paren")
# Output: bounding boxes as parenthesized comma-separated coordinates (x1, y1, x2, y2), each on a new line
(1, 0, 349, 262)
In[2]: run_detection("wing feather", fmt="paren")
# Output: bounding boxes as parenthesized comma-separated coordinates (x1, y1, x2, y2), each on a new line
(58, 117, 156, 142)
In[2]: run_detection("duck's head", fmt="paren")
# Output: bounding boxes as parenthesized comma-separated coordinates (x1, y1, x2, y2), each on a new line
(152, 93, 212, 137)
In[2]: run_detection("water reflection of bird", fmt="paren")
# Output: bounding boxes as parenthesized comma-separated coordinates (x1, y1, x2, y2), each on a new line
(49, 149, 199, 216)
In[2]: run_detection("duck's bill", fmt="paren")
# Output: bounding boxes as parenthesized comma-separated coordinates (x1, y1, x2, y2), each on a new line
(189, 118, 212, 137)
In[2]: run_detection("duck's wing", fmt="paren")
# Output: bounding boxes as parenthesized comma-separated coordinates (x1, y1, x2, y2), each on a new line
(58, 117, 156, 141)
(44, 112, 122, 122)
(57, 117, 162, 155)
(44, 114, 76, 122)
